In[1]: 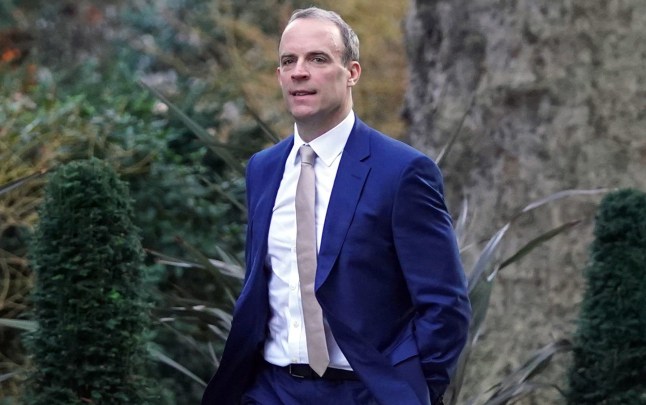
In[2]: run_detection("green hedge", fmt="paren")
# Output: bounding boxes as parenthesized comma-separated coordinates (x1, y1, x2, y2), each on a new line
(567, 188, 646, 404)
(25, 159, 154, 404)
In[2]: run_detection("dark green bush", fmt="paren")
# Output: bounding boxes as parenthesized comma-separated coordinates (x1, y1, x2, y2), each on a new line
(25, 158, 154, 405)
(3, 1, 299, 403)
(567, 188, 646, 404)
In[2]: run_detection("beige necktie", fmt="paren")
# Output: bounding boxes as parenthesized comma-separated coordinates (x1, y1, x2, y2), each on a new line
(295, 144, 329, 376)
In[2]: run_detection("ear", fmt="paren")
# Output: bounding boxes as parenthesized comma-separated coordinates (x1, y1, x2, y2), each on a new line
(276, 66, 281, 84)
(347, 61, 361, 87)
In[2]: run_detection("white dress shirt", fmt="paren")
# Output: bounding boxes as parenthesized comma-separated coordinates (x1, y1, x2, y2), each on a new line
(264, 111, 355, 370)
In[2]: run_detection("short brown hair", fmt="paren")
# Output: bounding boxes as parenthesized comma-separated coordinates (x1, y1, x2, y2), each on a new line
(287, 7, 360, 64)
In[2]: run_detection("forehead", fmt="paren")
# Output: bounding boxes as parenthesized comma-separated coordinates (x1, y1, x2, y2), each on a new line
(279, 18, 343, 56)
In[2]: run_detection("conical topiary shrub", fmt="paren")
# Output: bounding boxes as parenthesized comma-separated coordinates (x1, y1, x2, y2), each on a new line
(25, 158, 153, 404)
(567, 188, 646, 404)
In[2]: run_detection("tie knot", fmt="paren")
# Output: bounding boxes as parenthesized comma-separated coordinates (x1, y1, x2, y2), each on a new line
(299, 144, 317, 166)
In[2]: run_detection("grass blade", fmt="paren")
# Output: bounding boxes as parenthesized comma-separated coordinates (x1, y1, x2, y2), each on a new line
(445, 331, 475, 405)
(468, 277, 494, 341)
(0, 318, 37, 332)
(246, 104, 281, 144)
(138, 80, 244, 175)
(514, 189, 608, 220)
(467, 223, 510, 293)
(468, 188, 607, 290)
(498, 220, 581, 271)
(454, 197, 469, 246)
(482, 339, 572, 404)
(174, 237, 242, 290)
(202, 177, 247, 214)
(436, 94, 476, 166)
(0, 371, 19, 384)
(164, 305, 234, 328)
(148, 346, 207, 387)
(146, 248, 244, 279)
(0, 169, 48, 196)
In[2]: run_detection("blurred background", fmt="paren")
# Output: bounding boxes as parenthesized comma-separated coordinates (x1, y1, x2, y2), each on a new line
(1, 0, 644, 404)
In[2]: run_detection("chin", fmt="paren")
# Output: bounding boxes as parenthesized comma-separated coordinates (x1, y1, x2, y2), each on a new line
(289, 108, 318, 121)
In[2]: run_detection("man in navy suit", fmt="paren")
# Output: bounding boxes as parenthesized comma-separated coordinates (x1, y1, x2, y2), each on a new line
(202, 7, 471, 405)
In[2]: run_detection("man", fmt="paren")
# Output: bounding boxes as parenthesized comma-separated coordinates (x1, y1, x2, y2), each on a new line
(202, 7, 471, 405)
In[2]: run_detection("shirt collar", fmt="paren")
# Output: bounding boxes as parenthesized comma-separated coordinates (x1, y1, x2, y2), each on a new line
(293, 111, 355, 167)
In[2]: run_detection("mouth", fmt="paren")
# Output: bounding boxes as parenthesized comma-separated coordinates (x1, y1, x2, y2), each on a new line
(290, 90, 317, 97)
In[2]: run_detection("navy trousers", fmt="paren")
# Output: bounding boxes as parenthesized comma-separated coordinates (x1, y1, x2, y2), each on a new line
(241, 357, 431, 405)
(241, 363, 378, 405)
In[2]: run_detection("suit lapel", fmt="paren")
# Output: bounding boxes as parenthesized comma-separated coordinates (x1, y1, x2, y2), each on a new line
(248, 138, 293, 280)
(316, 120, 371, 289)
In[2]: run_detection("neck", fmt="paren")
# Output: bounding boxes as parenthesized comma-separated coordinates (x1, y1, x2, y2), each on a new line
(296, 104, 352, 143)
(297, 124, 327, 143)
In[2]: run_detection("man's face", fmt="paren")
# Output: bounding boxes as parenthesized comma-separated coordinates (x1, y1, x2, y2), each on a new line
(277, 18, 360, 137)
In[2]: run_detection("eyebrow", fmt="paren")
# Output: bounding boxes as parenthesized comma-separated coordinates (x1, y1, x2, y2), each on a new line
(279, 50, 332, 60)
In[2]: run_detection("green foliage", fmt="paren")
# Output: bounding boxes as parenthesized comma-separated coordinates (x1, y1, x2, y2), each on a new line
(0, 67, 56, 400)
(2, 4, 254, 400)
(442, 189, 607, 405)
(567, 188, 646, 405)
(24, 158, 155, 404)
(55, 55, 250, 262)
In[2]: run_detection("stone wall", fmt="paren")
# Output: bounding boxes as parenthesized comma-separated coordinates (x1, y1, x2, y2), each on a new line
(403, 1, 646, 403)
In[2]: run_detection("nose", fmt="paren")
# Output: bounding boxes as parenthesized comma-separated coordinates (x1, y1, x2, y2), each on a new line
(291, 60, 310, 80)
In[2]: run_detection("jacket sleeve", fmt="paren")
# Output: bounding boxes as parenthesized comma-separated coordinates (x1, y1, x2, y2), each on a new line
(391, 154, 471, 397)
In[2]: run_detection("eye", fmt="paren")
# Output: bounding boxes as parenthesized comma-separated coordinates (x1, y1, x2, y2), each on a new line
(312, 56, 326, 63)
(281, 58, 294, 66)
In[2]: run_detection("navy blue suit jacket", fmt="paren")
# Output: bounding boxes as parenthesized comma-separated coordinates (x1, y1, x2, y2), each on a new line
(202, 118, 471, 405)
